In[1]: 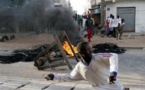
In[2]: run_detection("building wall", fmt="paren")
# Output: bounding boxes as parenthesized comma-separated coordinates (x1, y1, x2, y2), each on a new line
(106, 0, 145, 32)
(53, 0, 67, 7)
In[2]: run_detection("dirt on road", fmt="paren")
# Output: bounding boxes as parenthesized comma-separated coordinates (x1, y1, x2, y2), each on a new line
(0, 33, 145, 51)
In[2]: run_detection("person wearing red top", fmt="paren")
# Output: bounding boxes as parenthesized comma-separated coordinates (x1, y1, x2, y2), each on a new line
(106, 19, 109, 35)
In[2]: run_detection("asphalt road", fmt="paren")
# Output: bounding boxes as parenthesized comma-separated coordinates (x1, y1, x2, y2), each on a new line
(0, 49, 145, 90)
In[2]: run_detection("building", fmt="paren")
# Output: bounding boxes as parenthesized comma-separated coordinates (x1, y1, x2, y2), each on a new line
(88, 0, 110, 26)
(53, 0, 71, 8)
(106, 0, 145, 32)
(89, 0, 145, 33)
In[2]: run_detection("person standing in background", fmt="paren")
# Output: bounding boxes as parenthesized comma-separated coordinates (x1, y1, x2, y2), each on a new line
(117, 18, 125, 39)
(111, 15, 118, 38)
(107, 14, 113, 37)
(77, 15, 82, 31)
(91, 16, 95, 36)
(105, 17, 110, 35)
(116, 15, 122, 39)
(85, 15, 93, 42)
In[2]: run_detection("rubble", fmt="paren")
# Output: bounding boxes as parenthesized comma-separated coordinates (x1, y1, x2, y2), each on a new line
(0, 44, 49, 64)
(92, 43, 126, 54)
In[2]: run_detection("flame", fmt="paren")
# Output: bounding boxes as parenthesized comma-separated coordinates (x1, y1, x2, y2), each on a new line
(62, 41, 78, 56)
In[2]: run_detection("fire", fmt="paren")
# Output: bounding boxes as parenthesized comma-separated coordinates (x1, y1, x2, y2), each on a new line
(62, 41, 78, 56)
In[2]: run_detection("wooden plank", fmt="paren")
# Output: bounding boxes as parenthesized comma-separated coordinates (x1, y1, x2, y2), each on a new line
(33, 42, 57, 67)
(53, 33, 73, 70)
(63, 31, 79, 62)
(33, 34, 66, 69)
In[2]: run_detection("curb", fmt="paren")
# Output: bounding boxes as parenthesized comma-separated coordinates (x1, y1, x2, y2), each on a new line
(121, 47, 144, 49)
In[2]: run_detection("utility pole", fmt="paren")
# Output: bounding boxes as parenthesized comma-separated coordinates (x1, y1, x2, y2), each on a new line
(100, 0, 105, 26)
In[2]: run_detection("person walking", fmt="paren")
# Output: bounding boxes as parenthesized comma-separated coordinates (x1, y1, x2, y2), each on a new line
(85, 16, 93, 42)
(117, 18, 125, 39)
(77, 15, 82, 31)
(91, 16, 95, 36)
(107, 14, 114, 37)
(43, 41, 124, 90)
(105, 17, 110, 35)
(111, 15, 118, 38)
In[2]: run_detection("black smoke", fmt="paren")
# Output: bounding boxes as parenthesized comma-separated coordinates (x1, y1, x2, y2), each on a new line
(0, 0, 83, 44)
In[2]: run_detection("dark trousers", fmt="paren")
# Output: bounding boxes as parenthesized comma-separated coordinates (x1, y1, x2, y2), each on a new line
(113, 27, 117, 38)
(107, 27, 117, 38)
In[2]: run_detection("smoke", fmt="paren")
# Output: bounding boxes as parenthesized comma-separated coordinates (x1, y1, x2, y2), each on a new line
(70, 0, 89, 14)
(0, 0, 83, 44)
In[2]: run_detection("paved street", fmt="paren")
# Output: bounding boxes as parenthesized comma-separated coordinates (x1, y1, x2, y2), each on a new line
(0, 33, 145, 90)
(0, 49, 145, 90)
(0, 0, 145, 89)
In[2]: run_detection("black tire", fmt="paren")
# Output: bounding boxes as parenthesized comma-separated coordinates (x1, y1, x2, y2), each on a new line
(0, 36, 9, 42)
(3, 36, 9, 41)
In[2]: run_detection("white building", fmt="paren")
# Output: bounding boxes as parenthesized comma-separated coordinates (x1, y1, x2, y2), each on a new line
(105, 0, 145, 32)
(53, 0, 69, 7)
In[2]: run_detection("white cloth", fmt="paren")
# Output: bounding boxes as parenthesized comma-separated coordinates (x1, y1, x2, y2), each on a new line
(107, 18, 112, 28)
(117, 18, 122, 25)
(82, 18, 87, 30)
(53, 53, 124, 90)
(120, 22, 125, 27)
(110, 19, 118, 28)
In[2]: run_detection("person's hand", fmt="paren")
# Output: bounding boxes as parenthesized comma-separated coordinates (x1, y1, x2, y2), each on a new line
(109, 74, 116, 84)
(42, 74, 54, 81)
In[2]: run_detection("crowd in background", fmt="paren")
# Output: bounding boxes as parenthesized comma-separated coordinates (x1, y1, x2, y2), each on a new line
(106, 14, 125, 40)
(73, 14, 95, 42)
(73, 13, 125, 42)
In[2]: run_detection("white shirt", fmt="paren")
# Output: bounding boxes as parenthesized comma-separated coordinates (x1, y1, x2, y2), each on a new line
(82, 18, 86, 30)
(111, 19, 118, 28)
(107, 18, 112, 28)
(53, 53, 124, 90)
(120, 22, 125, 27)
(117, 18, 122, 25)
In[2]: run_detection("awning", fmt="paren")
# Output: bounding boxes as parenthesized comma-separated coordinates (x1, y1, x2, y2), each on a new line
(94, 8, 101, 14)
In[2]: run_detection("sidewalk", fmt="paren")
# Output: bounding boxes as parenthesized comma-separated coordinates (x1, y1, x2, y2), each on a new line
(1, 51, 145, 90)
(0, 76, 91, 90)
(0, 75, 144, 90)
(89, 32, 145, 49)
(0, 74, 145, 90)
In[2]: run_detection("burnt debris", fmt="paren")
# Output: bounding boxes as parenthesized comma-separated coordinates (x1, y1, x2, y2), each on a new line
(0, 43, 126, 64)
(92, 43, 126, 54)
(0, 44, 50, 64)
